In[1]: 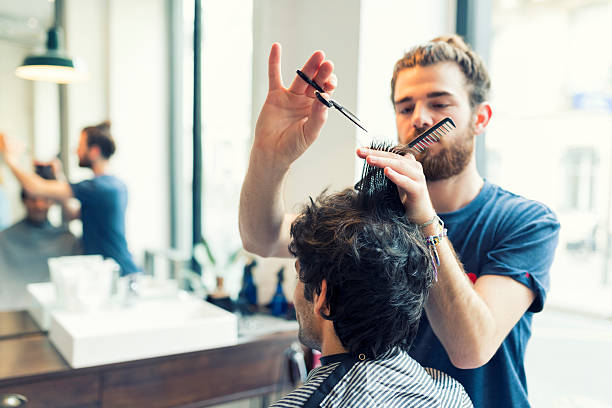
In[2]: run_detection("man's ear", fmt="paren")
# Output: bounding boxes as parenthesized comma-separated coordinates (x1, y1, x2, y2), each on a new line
(88, 145, 102, 160)
(313, 279, 329, 317)
(472, 102, 492, 136)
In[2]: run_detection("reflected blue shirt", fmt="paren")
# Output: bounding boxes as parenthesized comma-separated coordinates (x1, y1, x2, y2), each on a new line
(70, 175, 138, 275)
(0, 186, 10, 230)
(410, 180, 560, 408)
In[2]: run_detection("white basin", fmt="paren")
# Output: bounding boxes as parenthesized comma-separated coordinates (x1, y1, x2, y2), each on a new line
(27, 282, 57, 330)
(48, 293, 237, 368)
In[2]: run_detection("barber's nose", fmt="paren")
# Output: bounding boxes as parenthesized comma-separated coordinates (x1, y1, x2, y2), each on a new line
(412, 103, 433, 129)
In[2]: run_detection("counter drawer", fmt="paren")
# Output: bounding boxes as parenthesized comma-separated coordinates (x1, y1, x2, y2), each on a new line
(0, 374, 99, 408)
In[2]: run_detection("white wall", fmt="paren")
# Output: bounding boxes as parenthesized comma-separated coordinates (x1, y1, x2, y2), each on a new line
(249, 0, 453, 302)
(108, 0, 170, 264)
(32, 82, 60, 162)
(252, 0, 361, 207)
(65, 0, 109, 179)
(250, 0, 363, 301)
(357, 0, 454, 177)
(200, 0, 254, 296)
(65, 0, 170, 266)
(0, 40, 33, 225)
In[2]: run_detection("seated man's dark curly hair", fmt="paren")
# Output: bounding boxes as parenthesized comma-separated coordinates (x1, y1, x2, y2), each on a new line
(289, 143, 435, 359)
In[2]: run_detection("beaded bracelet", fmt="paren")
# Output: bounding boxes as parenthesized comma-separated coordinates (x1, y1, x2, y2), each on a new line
(425, 228, 447, 281)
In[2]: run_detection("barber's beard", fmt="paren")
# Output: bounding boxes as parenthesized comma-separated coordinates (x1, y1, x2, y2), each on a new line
(79, 156, 92, 168)
(413, 123, 475, 181)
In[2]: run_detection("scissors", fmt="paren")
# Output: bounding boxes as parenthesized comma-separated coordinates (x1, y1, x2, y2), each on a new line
(296, 70, 368, 133)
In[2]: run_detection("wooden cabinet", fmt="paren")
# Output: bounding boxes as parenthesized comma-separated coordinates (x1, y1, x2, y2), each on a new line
(0, 312, 298, 408)
(0, 374, 100, 408)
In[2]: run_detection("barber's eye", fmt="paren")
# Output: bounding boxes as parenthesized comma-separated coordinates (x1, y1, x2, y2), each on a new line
(433, 103, 450, 109)
(398, 106, 414, 114)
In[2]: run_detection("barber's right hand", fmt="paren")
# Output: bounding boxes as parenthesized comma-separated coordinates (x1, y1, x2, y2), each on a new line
(252, 43, 337, 171)
(0, 133, 23, 167)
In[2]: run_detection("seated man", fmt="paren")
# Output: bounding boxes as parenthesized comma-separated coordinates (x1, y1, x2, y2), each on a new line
(272, 155, 472, 407)
(0, 174, 80, 310)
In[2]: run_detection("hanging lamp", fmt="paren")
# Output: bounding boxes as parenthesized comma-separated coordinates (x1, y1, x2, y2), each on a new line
(15, 26, 87, 84)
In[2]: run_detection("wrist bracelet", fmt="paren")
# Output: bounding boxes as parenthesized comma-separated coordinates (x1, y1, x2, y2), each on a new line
(425, 228, 447, 281)
(418, 214, 438, 228)
(419, 214, 445, 239)
(419, 214, 444, 231)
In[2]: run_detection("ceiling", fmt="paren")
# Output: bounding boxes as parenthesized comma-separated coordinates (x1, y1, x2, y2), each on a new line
(0, 0, 54, 47)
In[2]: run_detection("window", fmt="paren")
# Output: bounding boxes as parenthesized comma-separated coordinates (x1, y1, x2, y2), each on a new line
(180, 0, 253, 294)
(563, 147, 598, 212)
(487, 1, 612, 295)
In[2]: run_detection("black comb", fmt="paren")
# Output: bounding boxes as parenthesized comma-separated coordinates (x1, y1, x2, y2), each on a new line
(408, 118, 455, 153)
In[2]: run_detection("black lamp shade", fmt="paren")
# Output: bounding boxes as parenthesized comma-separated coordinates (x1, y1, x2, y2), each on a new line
(15, 27, 87, 84)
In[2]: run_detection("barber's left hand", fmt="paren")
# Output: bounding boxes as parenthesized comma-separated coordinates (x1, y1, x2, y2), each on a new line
(356, 147, 435, 225)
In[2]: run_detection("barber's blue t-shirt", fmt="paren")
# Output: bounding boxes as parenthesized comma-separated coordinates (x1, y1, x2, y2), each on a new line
(70, 175, 138, 275)
(410, 180, 560, 408)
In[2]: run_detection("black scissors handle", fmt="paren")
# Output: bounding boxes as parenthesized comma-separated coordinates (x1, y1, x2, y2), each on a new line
(315, 91, 333, 107)
(296, 70, 325, 93)
(297, 69, 368, 133)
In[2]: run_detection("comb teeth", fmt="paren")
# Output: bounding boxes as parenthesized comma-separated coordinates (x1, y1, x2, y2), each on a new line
(408, 117, 455, 153)
(354, 141, 406, 215)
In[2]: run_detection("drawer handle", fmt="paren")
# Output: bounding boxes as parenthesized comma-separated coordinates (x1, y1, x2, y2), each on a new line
(0, 394, 28, 407)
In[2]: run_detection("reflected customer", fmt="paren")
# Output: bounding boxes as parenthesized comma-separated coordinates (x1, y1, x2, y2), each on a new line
(0, 121, 139, 276)
(0, 169, 80, 311)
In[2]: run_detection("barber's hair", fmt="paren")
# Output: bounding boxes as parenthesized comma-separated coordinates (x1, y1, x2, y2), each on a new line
(289, 144, 434, 358)
(82, 120, 115, 159)
(390, 34, 491, 109)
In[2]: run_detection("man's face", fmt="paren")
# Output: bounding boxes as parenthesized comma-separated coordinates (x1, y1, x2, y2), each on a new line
(293, 260, 321, 351)
(77, 131, 92, 168)
(23, 194, 53, 223)
(393, 62, 477, 181)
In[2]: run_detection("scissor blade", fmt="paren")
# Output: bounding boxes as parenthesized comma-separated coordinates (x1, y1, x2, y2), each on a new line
(330, 100, 368, 133)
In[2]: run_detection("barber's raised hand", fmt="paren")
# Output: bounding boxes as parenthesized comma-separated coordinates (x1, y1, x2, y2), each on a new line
(356, 148, 435, 225)
(0, 133, 23, 167)
(0, 133, 7, 157)
(253, 43, 337, 171)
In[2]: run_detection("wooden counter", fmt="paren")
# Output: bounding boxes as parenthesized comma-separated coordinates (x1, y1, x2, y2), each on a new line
(0, 311, 42, 340)
(0, 311, 299, 408)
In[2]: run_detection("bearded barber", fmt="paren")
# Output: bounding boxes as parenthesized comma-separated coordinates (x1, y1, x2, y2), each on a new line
(0, 121, 138, 276)
(239, 37, 559, 408)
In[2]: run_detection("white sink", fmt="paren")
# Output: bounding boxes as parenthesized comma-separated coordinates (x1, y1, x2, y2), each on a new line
(27, 282, 57, 330)
(47, 292, 237, 368)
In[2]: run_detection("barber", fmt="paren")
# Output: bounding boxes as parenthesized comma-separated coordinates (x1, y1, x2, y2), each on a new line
(239, 38, 559, 408)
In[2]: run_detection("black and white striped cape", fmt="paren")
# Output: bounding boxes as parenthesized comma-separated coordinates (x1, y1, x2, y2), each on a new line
(271, 349, 472, 408)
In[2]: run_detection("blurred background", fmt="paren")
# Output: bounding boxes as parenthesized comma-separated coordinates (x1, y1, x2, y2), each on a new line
(0, 0, 611, 406)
